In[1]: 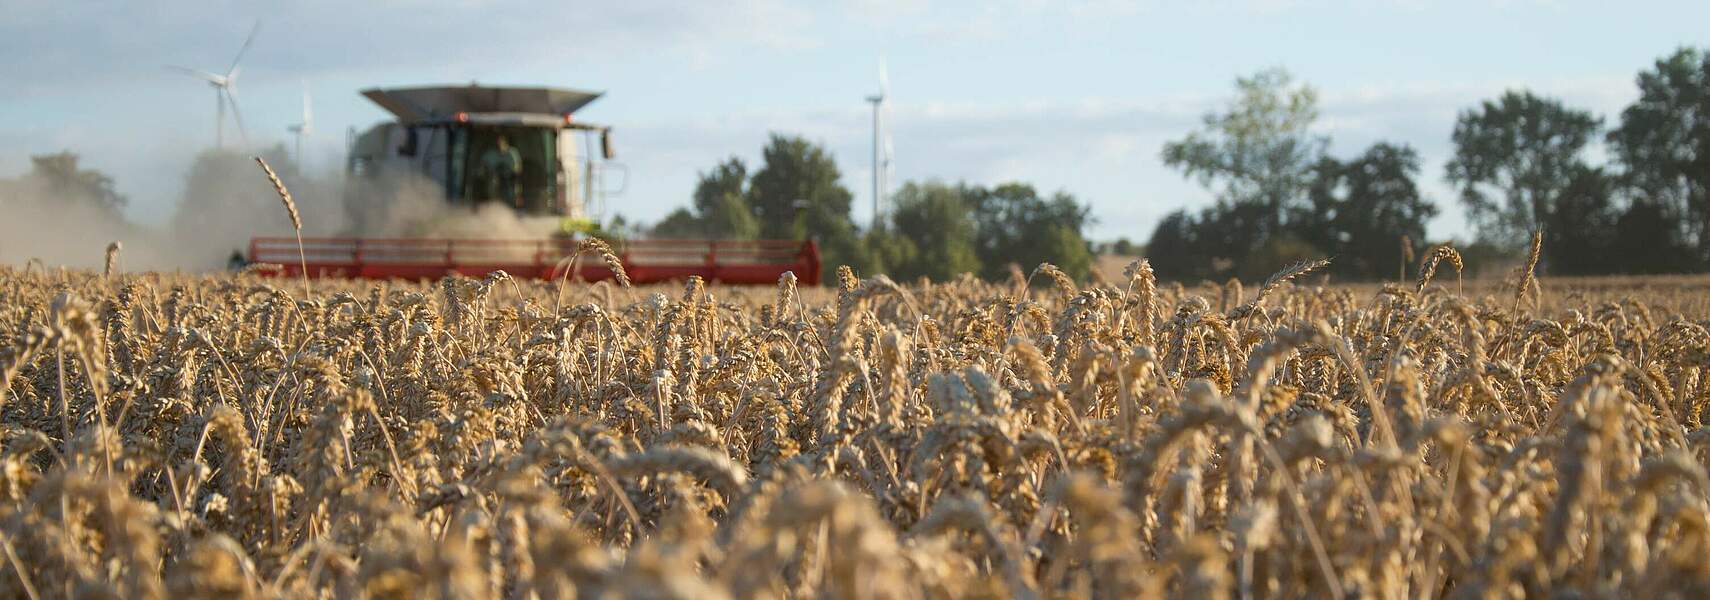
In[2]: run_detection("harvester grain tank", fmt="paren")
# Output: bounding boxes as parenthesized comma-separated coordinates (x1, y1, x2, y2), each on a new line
(248, 84, 820, 285)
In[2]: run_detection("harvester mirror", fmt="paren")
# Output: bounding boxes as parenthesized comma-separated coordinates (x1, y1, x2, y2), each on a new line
(601, 129, 616, 160)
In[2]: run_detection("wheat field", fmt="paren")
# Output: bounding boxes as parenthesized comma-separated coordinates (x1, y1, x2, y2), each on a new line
(1, 252, 1709, 599)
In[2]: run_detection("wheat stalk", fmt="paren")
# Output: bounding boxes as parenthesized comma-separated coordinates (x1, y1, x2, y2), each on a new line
(1416, 244, 1464, 296)
(1228, 257, 1330, 320)
(253, 156, 310, 296)
(0, 241, 1699, 597)
(103, 242, 120, 278)
(1515, 229, 1543, 312)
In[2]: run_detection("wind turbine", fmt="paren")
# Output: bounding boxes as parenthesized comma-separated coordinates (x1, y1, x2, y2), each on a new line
(287, 82, 313, 169)
(167, 21, 260, 149)
(865, 58, 893, 230)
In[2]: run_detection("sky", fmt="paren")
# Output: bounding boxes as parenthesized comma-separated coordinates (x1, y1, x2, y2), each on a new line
(3, 0, 1708, 242)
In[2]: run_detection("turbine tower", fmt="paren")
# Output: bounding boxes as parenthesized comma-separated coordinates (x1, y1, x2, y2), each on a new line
(167, 21, 260, 149)
(865, 59, 891, 230)
(287, 82, 313, 169)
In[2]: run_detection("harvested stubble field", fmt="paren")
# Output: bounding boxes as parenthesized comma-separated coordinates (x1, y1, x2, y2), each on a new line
(2, 254, 1709, 599)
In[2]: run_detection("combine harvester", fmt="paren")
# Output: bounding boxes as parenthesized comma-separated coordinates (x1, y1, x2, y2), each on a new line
(249, 84, 820, 285)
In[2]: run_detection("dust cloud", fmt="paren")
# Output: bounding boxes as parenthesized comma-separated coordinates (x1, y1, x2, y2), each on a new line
(0, 177, 180, 271)
(343, 170, 565, 241)
(1, 149, 570, 274)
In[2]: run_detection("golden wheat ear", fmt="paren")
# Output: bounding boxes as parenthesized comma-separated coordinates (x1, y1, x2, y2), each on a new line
(103, 241, 121, 277)
(253, 156, 310, 296)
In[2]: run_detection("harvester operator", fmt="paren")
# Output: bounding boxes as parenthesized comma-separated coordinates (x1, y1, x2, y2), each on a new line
(478, 134, 524, 208)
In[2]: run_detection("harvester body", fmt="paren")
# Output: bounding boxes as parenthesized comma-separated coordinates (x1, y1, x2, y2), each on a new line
(247, 84, 821, 285)
(344, 85, 610, 225)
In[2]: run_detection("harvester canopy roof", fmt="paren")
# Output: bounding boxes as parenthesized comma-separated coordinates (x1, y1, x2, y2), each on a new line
(361, 85, 603, 123)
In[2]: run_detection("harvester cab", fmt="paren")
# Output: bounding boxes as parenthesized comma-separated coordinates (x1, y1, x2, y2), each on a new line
(344, 84, 621, 226)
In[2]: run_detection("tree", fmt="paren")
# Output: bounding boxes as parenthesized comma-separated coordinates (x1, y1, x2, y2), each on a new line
(18, 151, 127, 215)
(1036, 222, 1097, 283)
(1610, 198, 1699, 274)
(1110, 238, 1138, 256)
(1161, 67, 1326, 248)
(1300, 142, 1437, 279)
(603, 213, 642, 240)
(702, 192, 760, 241)
(886, 182, 980, 281)
(858, 227, 916, 281)
(1607, 47, 1710, 268)
(0, 151, 141, 269)
(692, 157, 759, 240)
(1145, 209, 1208, 281)
(1192, 201, 1276, 279)
(747, 134, 855, 240)
(745, 134, 865, 272)
(650, 207, 705, 238)
(694, 158, 747, 215)
(968, 183, 1094, 281)
(1542, 167, 1620, 275)
(1445, 90, 1602, 248)
(652, 157, 760, 239)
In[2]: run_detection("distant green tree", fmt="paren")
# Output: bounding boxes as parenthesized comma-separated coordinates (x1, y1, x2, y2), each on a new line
(1161, 67, 1326, 250)
(1607, 47, 1710, 268)
(1152, 68, 1329, 282)
(745, 134, 866, 273)
(1543, 167, 1620, 275)
(747, 135, 854, 239)
(703, 192, 760, 240)
(693, 157, 759, 240)
(1037, 222, 1097, 282)
(1110, 238, 1137, 256)
(1145, 210, 1208, 281)
(693, 158, 747, 214)
(603, 213, 641, 240)
(886, 182, 980, 281)
(1300, 142, 1437, 279)
(652, 157, 760, 239)
(649, 207, 705, 238)
(1610, 199, 1700, 273)
(969, 183, 1093, 281)
(858, 227, 916, 282)
(1194, 201, 1277, 280)
(22, 151, 127, 215)
(1446, 90, 1602, 248)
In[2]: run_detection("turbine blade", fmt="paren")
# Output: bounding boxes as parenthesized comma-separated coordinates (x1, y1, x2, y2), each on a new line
(165, 65, 224, 84)
(226, 20, 261, 76)
(224, 89, 250, 147)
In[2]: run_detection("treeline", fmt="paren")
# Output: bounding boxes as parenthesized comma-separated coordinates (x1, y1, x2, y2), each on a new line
(1153, 48, 1710, 281)
(1, 145, 336, 270)
(0, 152, 129, 215)
(654, 134, 1096, 281)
